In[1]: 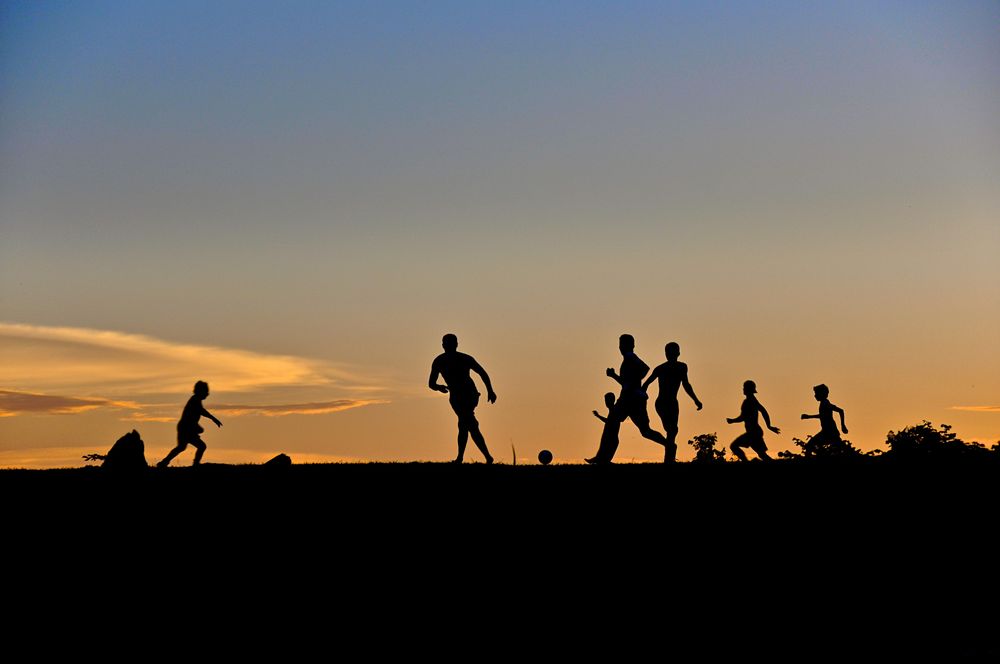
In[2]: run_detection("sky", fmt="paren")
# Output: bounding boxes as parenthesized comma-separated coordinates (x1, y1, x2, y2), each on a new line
(1, 1, 998, 467)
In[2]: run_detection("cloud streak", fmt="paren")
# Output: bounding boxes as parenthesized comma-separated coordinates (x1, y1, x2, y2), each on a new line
(212, 399, 388, 417)
(0, 390, 111, 417)
(0, 321, 357, 395)
(0, 322, 390, 421)
(950, 406, 1000, 413)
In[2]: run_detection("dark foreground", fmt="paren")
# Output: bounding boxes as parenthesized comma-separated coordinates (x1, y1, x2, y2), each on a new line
(4, 460, 997, 656)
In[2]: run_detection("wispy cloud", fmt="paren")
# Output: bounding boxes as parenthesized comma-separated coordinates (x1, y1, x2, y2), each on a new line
(950, 406, 1000, 413)
(0, 322, 390, 420)
(120, 413, 177, 423)
(0, 390, 140, 417)
(212, 399, 388, 417)
(0, 321, 359, 394)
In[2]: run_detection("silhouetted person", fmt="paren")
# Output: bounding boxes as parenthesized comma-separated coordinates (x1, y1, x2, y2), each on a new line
(158, 381, 221, 467)
(642, 342, 703, 463)
(586, 392, 620, 465)
(727, 380, 779, 461)
(428, 334, 497, 464)
(801, 384, 848, 445)
(588, 334, 669, 463)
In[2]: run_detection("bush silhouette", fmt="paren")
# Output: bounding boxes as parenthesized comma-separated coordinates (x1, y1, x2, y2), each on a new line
(884, 421, 994, 461)
(688, 433, 726, 463)
(779, 434, 861, 459)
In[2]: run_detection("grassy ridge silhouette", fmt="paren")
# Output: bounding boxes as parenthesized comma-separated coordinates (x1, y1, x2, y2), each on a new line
(2, 421, 997, 657)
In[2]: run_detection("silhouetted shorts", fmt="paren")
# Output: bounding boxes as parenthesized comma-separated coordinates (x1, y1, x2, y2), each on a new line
(176, 427, 206, 450)
(655, 399, 680, 433)
(732, 431, 767, 453)
(449, 391, 480, 428)
(612, 394, 652, 429)
(812, 429, 842, 444)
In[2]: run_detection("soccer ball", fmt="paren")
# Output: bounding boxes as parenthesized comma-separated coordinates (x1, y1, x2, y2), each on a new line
(537, 449, 553, 465)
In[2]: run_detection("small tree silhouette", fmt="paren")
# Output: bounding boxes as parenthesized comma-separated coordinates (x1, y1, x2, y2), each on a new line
(688, 433, 726, 463)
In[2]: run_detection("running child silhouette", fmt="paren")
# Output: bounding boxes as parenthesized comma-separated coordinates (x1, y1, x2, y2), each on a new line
(801, 384, 848, 444)
(591, 392, 620, 464)
(157, 380, 222, 467)
(727, 380, 779, 461)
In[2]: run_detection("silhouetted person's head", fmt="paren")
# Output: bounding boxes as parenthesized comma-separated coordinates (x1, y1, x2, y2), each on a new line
(442, 333, 458, 352)
(194, 380, 209, 398)
(814, 384, 830, 401)
(604, 392, 616, 409)
(665, 342, 680, 360)
(619, 334, 635, 355)
(743, 380, 757, 396)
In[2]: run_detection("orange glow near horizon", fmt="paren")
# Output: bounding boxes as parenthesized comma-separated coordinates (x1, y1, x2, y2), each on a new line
(2, 4, 998, 468)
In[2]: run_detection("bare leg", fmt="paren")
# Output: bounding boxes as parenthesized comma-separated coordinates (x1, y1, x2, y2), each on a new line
(638, 424, 669, 447)
(455, 425, 469, 463)
(730, 441, 749, 462)
(664, 429, 679, 463)
(192, 439, 207, 466)
(469, 425, 493, 464)
(158, 444, 186, 468)
(590, 420, 620, 463)
(657, 404, 680, 463)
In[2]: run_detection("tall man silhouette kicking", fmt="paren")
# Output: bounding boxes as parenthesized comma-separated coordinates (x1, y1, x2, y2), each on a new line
(587, 334, 669, 463)
(642, 342, 703, 462)
(429, 334, 497, 464)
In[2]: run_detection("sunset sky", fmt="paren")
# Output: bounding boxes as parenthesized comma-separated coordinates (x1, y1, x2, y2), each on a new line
(2, 1, 998, 467)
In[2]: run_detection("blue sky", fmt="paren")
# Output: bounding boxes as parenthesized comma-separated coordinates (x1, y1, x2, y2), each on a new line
(2, 1, 998, 465)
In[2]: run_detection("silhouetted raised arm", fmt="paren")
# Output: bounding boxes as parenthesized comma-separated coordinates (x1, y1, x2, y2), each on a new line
(471, 360, 497, 403)
(593, 410, 608, 423)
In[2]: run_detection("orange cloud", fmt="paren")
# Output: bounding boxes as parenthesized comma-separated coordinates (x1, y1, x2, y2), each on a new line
(0, 321, 365, 394)
(0, 390, 116, 416)
(0, 322, 390, 425)
(950, 406, 1000, 413)
(121, 414, 177, 423)
(211, 399, 387, 417)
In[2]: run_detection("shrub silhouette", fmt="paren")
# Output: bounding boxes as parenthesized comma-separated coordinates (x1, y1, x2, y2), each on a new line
(779, 434, 861, 459)
(884, 421, 994, 461)
(688, 433, 726, 463)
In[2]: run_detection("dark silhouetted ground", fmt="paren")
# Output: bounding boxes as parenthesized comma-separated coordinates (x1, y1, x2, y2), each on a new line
(3, 459, 996, 657)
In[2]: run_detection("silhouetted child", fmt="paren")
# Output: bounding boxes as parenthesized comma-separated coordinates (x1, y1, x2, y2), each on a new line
(158, 380, 222, 467)
(727, 380, 780, 461)
(586, 392, 620, 464)
(801, 384, 847, 445)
